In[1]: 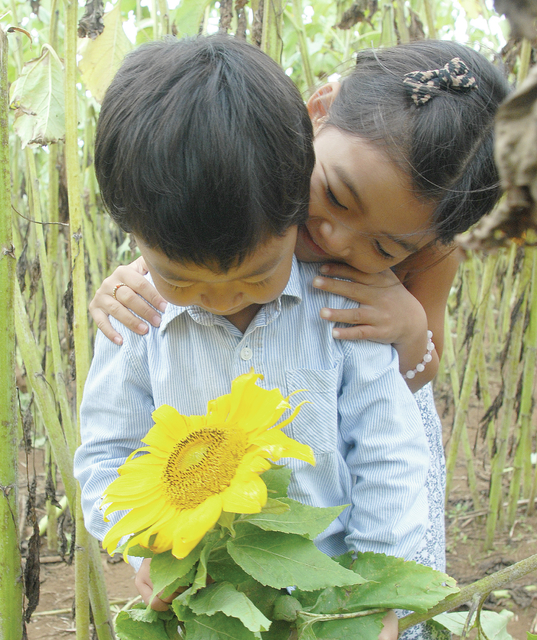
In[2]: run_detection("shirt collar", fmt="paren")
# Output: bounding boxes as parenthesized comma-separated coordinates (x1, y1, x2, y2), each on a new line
(158, 255, 303, 334)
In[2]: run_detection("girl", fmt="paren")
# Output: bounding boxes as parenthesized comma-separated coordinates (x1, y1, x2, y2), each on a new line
(88, 40, 510, 639)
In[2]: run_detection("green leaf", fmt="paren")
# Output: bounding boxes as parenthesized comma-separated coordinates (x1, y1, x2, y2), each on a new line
(248, 498, 345, 539)
(189, 581, 271, 632)
(126, 604, 160, 623)
(115, 611, 171, 640)
(176, 532, 219, 604)
(527, 634, 537, 639)
(227, 524, 367, 591)
(261, 620, 293, 640)
(183, 611, 258, 640)
(170, 0, 212, 38)
(296, 612, 386, 640)
(432, 610, 514, 639)
(262, 466, 292, 499)
(259, 498, 291, 514)
(150, 545, 202, 603)
(122, 543, 154, 558)
(237, 578, 283, 620)
(78, 2, 133, 102)
(307, 552, 458, 615)
(208, 546, 252, 585)
(10, 45, 65, 148)
(272, 595, 303, 622)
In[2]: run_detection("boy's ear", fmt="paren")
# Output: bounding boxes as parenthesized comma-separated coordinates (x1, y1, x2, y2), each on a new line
(307, 82, 341, 131)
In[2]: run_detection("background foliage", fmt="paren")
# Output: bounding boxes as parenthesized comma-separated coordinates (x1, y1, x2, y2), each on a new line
(2, 0, 537, 637)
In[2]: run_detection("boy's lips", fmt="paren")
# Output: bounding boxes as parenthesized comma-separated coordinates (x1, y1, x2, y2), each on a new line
(299, 225, 330, 257)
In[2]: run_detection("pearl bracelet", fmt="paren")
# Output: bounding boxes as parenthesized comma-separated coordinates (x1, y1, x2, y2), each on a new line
(403, 330, 434, 380)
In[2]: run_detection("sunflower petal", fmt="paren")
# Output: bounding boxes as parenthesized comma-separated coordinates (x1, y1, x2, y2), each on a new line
(253, 429, 315, 465)
(221, 476, 267, 513)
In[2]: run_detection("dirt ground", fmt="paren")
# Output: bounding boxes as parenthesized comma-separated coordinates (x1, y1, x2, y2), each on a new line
(20, 382, 537, 639)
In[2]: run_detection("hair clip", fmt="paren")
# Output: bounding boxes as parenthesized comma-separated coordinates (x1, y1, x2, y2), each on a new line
(403, 57, 478, 106)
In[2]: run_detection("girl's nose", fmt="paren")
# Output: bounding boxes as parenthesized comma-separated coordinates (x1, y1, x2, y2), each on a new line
(318, 221, 350, 257)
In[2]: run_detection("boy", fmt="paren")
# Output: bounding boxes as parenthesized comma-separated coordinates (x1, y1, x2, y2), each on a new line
(74, 36, 428, 633)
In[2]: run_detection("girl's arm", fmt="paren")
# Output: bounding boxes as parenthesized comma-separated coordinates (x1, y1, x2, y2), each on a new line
(312, 246, 461, 393)
(89, 257, 168, 344)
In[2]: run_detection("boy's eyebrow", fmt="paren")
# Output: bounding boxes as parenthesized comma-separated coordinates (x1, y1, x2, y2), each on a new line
(159, 255, 283, 283)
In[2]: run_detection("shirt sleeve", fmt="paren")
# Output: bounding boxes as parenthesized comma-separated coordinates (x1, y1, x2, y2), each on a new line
(338, 339, 429, 560)
(74, 324, 154, 563)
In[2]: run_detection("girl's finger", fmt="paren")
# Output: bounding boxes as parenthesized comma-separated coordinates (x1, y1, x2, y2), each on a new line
(318, 262, 377, 283)
(112, 267, 168, 313)
(90, 309, 125, 345)
(113, 285, 163, 328)
(313, 276, 372, 302)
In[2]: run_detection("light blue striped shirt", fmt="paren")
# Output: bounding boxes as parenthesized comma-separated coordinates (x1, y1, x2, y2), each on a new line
(75, 258, 429, 565)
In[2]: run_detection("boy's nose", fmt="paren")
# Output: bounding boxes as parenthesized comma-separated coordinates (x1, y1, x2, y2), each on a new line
(200, 290, 243, 313)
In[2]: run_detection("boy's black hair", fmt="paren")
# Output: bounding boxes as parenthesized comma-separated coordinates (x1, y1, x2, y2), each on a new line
(95, 36, 314, 270)
(326, 41, 510, 243)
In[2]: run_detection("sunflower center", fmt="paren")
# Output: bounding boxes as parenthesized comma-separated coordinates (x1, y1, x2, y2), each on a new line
(162, 427, 246, 510)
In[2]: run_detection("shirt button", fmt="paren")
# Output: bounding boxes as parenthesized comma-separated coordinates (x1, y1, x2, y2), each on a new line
(240, 347, 253, 361)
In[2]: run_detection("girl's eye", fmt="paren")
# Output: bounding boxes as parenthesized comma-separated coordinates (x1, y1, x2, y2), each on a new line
(326, 186, 346, 209)
(374, 240, 394, 260)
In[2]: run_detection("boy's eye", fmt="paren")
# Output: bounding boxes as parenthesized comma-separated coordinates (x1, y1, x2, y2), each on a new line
(247, 278, 270, 288)
(374, 240, 394, 260)
(168, 281, 193, 290)
(326, 186, 347, 209)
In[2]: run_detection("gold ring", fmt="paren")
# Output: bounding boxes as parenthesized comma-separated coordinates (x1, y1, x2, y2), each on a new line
(112, 283, 127, 300)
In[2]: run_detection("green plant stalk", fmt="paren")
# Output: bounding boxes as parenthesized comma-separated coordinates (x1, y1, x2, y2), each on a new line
(442, 311, 459, 398)
(379, 3, 397, 47)
(395, 0, 410, 43)
(484, 250, 532, 548)
(289, 0, 314, 93)
(508, 248, 537, 516)
(15, 272, 114, 638)
(64, 0, 114, 634)
(518, 38, 532, 84)
(24, 148, 76, 457)
(422, 0, 437, 37)
(445, 255, 498, 500)
(0, 25, 23, 640)
(526, 254, 537, 514)
(498, 243, 517, 358)
(262, 0, 284, 63)
(398, 552, 537, 633)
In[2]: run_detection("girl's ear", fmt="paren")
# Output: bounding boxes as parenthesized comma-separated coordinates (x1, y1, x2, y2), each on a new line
(307, 82, 341, 130)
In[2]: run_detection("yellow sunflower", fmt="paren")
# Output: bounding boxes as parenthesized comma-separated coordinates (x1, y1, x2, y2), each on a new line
(101, 371, 315, 559)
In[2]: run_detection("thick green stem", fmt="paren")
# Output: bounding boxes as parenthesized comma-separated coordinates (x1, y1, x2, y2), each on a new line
(64, 0, 113, 635)
(24, 148, 76, 458)
(290, 0, 314, 93)
(445, 255, 498, 500)
(262, 0, 284, 63)
(0, 25, 23, 640)
(485, 249, 532, 548)
(399, 553, 537, 633)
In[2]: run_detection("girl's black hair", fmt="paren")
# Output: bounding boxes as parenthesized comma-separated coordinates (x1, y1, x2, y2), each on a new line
(326, 40, 511, 243)
(95, 35, 314, 270)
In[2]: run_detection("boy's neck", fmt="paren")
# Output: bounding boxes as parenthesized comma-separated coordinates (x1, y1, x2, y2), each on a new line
(223, 304, 262, 333)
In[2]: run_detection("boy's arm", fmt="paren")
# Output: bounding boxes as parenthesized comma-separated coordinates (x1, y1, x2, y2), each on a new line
(74, 325, 154, 545)
(338, 339, 429, 560)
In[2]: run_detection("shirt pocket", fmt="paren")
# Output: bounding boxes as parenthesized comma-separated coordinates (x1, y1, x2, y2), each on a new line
(285, 366, 340, 455)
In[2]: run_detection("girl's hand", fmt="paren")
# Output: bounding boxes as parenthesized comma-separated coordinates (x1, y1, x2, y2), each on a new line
(312, 263, 427, 346)
(89, 257, 167, 345)
(312, 262, 434, 393)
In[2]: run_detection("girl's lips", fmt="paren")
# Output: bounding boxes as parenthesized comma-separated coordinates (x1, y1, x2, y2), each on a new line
(299, 225, 330, 257)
